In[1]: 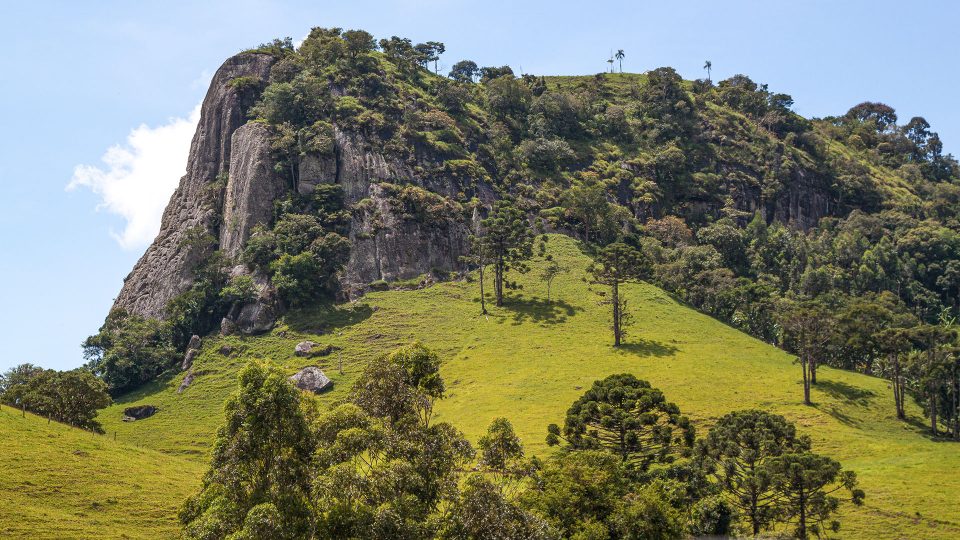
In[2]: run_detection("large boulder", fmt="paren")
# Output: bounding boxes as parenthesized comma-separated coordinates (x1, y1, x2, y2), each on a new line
(289, 367, 332, 394)
(295, 341, 337, 358)
(122, 405, 158, 421)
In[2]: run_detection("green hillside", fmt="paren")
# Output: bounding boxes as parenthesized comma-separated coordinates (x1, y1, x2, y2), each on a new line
(0, 406, 203, 539)
(88, 234, 960, 539)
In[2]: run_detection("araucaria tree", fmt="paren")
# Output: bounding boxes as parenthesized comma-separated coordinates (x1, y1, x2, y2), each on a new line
(475, 198, 533, 307)
(588, 242, 647, 346)
(547, 373, 694, 470)
(766, 452, 864, 539)
(701, 410, 811, 536)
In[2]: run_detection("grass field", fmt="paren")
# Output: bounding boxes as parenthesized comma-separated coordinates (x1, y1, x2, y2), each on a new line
(0, 406, 204, 539)
(9, 234, 958, 538)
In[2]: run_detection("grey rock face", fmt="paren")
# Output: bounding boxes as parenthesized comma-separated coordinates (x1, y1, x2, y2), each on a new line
(294, 341, 318, 357)
(220, 122, 288, 258)
(177, 371, 194, 394)
(111, 53, 276, 319)
(289, 367, 333, 393)
(187, 335, 202, 350)
(181, 348, 198, 371)
(122, 405, 158, 421)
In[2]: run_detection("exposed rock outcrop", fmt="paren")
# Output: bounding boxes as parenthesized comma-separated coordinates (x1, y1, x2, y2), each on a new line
(111, 53, 276, 319)
(220, 122, 288, 258)
(289, 367, 333, 393)
(122, 405, 158, 421)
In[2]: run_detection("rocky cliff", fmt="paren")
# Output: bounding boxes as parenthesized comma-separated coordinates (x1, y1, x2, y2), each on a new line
(112, 53, 473, 324)
(114, 53, 277, 319)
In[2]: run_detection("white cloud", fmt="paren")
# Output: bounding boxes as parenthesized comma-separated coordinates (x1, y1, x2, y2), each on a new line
(68, 103, 202, 250)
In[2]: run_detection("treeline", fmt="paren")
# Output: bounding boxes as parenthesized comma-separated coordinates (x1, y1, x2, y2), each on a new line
(0, 363, 111, 432)
(180, 344, 862, 539)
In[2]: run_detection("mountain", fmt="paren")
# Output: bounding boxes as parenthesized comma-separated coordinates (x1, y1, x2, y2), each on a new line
(9, 27, 960, 539)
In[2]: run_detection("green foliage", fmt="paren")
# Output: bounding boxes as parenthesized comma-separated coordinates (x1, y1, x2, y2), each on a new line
(547, 374, 694, 470)
(474, 197, 534, 307)
(0, 365, 111, 431)
(180, 362, 314, 539)
(701, 410, 811, 535)
(766, 452, 864, 539)
(82, 309, 178, 395)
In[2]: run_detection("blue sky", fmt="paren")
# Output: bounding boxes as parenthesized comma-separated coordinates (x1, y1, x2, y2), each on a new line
(1, 0, 957, 372)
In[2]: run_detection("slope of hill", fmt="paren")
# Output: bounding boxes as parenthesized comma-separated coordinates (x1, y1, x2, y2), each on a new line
(93, 235, 960, 539)
(0, 407, 204, 539)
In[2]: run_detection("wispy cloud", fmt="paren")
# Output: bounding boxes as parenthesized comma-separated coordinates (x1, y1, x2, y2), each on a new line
(68, 103, 202, 250)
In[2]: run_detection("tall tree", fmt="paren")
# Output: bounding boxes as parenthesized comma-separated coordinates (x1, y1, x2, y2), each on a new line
(547, 374, 694, 470)
(766, 452, 864, 540)
(615, 49, 625, 73)
(180, 362, 314, 539)
(703, 60, 712, 82)
(905, 323, 957, 436)
(449, 59, 479, 83)
(475, 199, 533, 307)
(701, 410, 811, 536)
(463, 215, 492, 314)
(588, 243, 648, 346)
(875, 328, 914, 420)
(779, 301, 837, 405)
(563, 177, 612, 244)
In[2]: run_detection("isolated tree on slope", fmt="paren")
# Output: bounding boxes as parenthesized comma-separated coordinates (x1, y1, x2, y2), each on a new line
(588, 242, 648, 346)
(547, 374, 694, 470)
(474, 198, 533, 307)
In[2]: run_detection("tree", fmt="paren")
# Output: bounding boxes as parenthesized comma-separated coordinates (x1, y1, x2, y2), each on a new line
(478, 417, 526, 483)
(548, 374, 694, 470)
(874, 328, 914, 420)
(539, 259, 567, 302)
(0, 366, 111, 431)
(563, 178, 611, 244)
(588, 243, 648, 346)
(904, 323, 957, 436)
(778, 301, 837, 405)
(521, 450, 629, 538)
(703, 60, 712, 82)
(766, 452, 864, 539)
(475, 199, 534, 307)
(701, 410, 811, 536)
(464, 217, 492, 315)
(82, 309, 178, 395)
(180, 362, 314, 539)
(608, 485, 684, 540)
(351, 342, 445, 426)
(449, 60, 478, 83)
(615, 49, 625, 73)
(443, 474, 553, 540)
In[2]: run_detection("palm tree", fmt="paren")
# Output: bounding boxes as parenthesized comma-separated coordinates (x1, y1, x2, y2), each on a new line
(606, 51, 614, 73)
(703, 60, 712, 82)
(615, 49, 625, 73)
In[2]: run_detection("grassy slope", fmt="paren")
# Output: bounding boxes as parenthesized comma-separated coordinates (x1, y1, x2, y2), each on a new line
(0, 407, 203, 539)
(91, 234, 959, 539)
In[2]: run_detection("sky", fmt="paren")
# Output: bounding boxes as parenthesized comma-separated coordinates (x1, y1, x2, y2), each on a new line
(1, 0, 958, 372)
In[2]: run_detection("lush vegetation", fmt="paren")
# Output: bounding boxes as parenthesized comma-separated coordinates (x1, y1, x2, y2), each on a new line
(84, 236, 960, 538)
(12, 26, 960, 538)
(0, 363, 111, 431)
(182, 345, 861, 539)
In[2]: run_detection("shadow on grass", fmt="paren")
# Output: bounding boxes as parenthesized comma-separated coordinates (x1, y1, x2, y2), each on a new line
(498, 295, 582, 325)
(816, 379, 877, 406)
(286, 302, 374, 334)
(617, 339, 679, 358)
